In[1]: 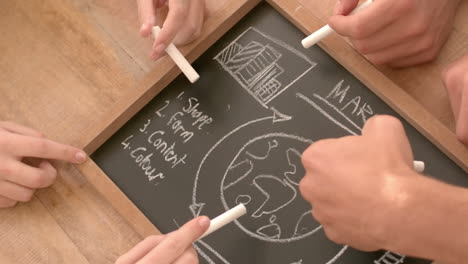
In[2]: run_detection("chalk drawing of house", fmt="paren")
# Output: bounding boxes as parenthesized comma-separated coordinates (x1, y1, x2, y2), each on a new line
(216, 41, 284, 104)
(215, 27, 316, 108)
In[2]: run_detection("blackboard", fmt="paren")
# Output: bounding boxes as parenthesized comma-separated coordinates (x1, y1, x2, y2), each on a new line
(92, 2, 468, 263)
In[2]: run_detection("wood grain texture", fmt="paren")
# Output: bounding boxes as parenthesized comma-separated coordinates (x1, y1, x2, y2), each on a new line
(1, 0, 468, 263)
(0, 198, 89, 264)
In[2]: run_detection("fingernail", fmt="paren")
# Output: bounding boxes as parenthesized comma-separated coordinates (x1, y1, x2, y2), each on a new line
(75, 151, 87, 163)
(152, 44, 166, 60)
(333, 0, 343, 15)
(198, 216, 210, 229)
(140, 23, 146, 33)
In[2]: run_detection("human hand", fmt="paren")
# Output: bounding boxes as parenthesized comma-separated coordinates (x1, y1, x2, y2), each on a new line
(442, 53, 468, 145)
(116, 216, 210, 264)
(137, 0, 205, 60)
(0, 121, 87, 208)
(329, 0, 460, 67)
(299, 115, 420, 251)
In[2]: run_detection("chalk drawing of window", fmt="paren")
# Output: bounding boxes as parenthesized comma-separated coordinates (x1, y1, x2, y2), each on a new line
(374, 251, 405, 264)
(215, 27, 316, 108)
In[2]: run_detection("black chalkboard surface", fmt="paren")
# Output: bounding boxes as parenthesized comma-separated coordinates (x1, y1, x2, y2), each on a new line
(92, 2, 468, 264)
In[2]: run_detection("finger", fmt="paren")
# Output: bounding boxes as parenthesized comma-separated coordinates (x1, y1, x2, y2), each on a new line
(456, 85, 468, 143)
(138, 216, 210, 264)
(0, 180, 35, 202)
(3, 160, 57, 189)
(362, 115, 413, 163)
(0, 121, 44, 138)
(333, 0, 359, 16)
(0, 195, 17, 208)
(116, 235, 165, 264)
(172, 0, 205, 46)
(137, 0, 157, 37)
(442, 61, 464, 120)
(362, 33, 435, 65)
(173, 247, 199, 264)
(329, 0, 398, 39)
(6, 134, 87, 164)
(351, 15, 425, 55)
(150, 0, 190, 60)
(384, 46, 440, 67)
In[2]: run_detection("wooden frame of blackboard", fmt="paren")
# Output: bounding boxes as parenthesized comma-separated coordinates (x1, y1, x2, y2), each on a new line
(77, 0, 468, 239)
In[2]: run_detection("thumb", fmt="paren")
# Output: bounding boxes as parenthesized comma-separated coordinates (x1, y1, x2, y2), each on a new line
(362, 115, 414, 165)
(333, 0, 359, 15)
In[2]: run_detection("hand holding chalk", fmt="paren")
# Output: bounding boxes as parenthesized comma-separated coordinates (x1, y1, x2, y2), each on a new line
(302, 0, 373, 48)
(116, 216, 210, 263)
(152, 26, 200, 83)
(199, 203, 247, 239)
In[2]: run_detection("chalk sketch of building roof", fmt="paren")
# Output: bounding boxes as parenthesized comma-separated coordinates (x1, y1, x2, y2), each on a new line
(215, 27, 316, 108)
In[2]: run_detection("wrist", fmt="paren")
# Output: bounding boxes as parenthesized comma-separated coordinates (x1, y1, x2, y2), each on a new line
(369, 169, 422, 251)
(382, 174, 468, 262)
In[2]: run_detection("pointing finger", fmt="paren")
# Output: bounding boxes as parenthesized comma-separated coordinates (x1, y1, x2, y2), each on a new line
(6, 134, 86, 164)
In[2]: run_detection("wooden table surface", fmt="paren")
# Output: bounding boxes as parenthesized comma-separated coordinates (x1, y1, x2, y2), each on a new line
(1, 0, 467, 263)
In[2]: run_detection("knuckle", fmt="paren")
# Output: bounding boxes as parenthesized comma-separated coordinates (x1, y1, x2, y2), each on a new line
(192, 27, 202, 40)
(114, 256, 125, 264)
(0, 163, 15, 178)
(144, 235, 162, 244)
(34, 139, 49, 156)
(409, 20, 428, 37)
(367, 115, 401, 130)
(367, 55, 387, 66)
(419, 48, 439, 64)
(173, 5, 189, 17)
(394, 0, 414, 14)
(0, 135, 8, 149)
(353, 40, 370, 54)
(311, 209, 323, 222)
(164, 236, 184, 253)
(35, 131, 45, 138)
(420, 35, 436, 52)
(18, 189, 35, 202)
(456, 123, 468, 145)
(184, 250, 199, 264)
(299, 178, 311, 200)
(29, 171, 49, 188)
(324, 228, 343, 244)
(2, 200, 18, 208)
(463, 74, 468, 88)
(349, 21, 369, 39)
(441, 64, 460, 87)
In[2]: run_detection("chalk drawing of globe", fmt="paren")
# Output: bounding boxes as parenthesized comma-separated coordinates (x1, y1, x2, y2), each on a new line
(220, 133, 321, 243)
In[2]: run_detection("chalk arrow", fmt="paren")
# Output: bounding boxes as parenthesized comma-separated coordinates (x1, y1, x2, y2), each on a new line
(270, 107, 292, 123)
(189, 203, 205, 217)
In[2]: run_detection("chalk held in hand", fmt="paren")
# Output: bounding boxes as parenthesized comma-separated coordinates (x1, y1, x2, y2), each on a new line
(152, 26, 200, 83)
(413, 160, 425, 173)
(199, 203, 247, 240)
(301, 0, 373, 48)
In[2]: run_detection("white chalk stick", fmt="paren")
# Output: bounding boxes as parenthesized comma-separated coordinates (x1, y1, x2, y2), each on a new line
(413, 160, 425, 173)
(199, 203, 247, 239)
(302, 0, 373, 48)
(152, 26, 200, 83)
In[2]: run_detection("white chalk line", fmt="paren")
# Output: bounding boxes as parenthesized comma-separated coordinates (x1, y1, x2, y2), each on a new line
(296, 93, 358, 136)
(192, 116, 274, 205)
(313, 94, 362, 132)
(220, 133, 315, 243)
